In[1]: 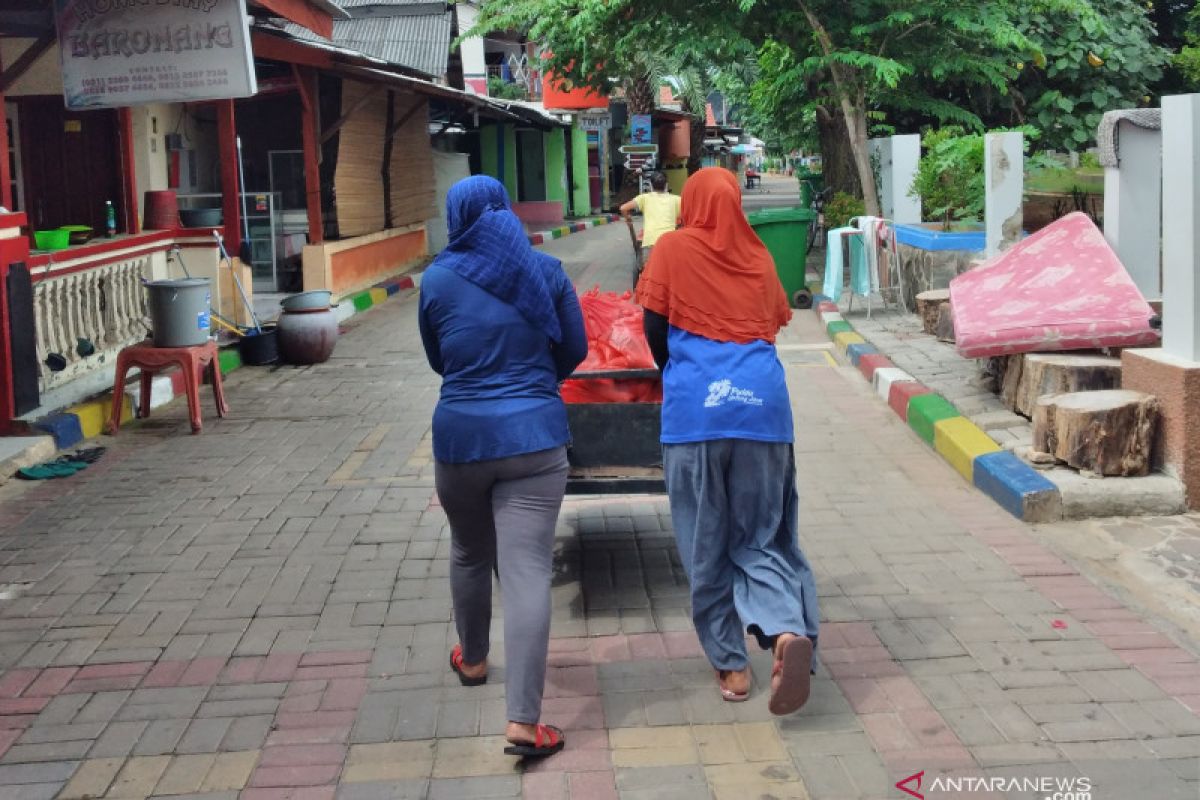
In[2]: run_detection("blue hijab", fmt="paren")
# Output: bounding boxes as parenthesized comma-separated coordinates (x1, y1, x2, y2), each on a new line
(434, 176, 563, 343)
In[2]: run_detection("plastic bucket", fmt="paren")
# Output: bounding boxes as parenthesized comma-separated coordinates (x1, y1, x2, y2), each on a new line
(144, 190, 180, 230)
(238, 326, 278, 365)
(145, 278, 211, 347)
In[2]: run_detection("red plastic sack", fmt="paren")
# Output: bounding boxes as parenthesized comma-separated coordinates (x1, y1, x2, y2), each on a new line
(560, 287, 662, 403)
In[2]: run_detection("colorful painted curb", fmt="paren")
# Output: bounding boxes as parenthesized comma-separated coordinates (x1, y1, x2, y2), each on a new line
(812, 301, 1063, 521)
(33, 273, 419, 450)
(527, 214, 620, 246)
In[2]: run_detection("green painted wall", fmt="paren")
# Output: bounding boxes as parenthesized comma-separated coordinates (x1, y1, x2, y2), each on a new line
(480, 125, 499, 180)
(571, 124, 590, 217)
(545, 129, 567, 216)
(503, 125, 518, 199)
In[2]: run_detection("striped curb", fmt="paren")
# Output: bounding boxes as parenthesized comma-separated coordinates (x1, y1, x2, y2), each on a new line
(32, 273, 418, 450)
(812, 301, 1063, 521)
(527, 214, 619, 246)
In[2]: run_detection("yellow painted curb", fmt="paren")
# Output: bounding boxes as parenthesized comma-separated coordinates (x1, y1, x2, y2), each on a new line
(934, 416, 1002, 481)
(369, 288, 387, 306)
(70, 394, 132, 439)
(833, 331, 865, 352)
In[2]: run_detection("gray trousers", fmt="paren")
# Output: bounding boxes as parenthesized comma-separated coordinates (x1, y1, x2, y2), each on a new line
(435, 446, 569, 724)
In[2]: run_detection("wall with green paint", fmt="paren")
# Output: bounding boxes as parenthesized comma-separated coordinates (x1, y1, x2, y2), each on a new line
(502, 125, 518, 199)
(480, 125, 499, 180)
(571, 124, 590, 217)
(544, 129, 567, 216)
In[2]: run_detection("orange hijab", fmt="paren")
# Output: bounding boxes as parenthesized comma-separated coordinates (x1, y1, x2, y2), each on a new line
(635, 167, 791, 344)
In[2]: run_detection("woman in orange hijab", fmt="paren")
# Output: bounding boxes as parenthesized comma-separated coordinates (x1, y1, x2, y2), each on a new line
(636, 167, 819, 714)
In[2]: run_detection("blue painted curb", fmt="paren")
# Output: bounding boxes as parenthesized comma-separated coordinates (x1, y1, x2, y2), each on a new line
(846, 342, 878, 367)
(812, 294, 833, 307)
(974, 451, 1061, 522)
(34, 414, 84, 449)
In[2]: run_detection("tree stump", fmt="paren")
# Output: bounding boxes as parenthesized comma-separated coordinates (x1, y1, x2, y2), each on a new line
(935, 303, 955, 343)
(1031, 390, 1160, 476)
(1001, 353, 1122, 417)
(916, 289, 950, 335)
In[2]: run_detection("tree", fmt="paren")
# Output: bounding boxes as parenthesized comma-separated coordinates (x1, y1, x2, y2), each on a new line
(969, 0, 1169, 151)
(1177, 4, 1200, 88)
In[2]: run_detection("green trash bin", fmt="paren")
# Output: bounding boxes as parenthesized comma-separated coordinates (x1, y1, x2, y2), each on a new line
(746, 206, 816, 309)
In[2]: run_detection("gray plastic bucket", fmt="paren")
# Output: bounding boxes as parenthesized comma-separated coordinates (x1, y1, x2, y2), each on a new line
(145, 278, 211, 347)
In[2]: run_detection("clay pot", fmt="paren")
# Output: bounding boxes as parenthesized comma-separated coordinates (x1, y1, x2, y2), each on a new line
(277, 307, 338, 364)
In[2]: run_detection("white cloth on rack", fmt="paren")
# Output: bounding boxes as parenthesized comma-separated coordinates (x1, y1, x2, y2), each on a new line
(823, 226, 855, 302)
(854, 216, 883, 293)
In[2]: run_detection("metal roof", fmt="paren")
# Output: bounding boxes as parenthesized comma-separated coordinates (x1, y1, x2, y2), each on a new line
(284, 10, 452, 79)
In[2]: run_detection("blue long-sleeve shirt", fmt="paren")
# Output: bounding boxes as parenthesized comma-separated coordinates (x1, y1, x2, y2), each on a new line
(418, 262, 587, 463)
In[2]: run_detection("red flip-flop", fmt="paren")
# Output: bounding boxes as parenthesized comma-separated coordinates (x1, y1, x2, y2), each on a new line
(449, 644, 487, 686)
(768, 636, 813, 715)
(504, 723, 565, 758)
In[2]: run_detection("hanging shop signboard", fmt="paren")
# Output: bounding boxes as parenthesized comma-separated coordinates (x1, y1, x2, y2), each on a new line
(54, 0, 258, 110)
(578, 111, 611, 132)
(630, 114, 652, 145)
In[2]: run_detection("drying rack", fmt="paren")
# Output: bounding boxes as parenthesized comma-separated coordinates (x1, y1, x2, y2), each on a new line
(828, 218, 907, 318)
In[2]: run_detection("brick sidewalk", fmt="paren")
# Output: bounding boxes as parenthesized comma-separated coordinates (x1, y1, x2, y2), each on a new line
(0, 223, 1195, 799)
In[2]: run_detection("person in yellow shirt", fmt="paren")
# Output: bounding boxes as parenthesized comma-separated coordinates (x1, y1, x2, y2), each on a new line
(621, 172, 682, 272)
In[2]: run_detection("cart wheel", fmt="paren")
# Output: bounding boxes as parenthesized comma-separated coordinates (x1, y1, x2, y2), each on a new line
(792, 289, 813, 310)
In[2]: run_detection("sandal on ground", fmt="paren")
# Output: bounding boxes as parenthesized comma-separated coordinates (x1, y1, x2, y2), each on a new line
(449, 644, 487, 686)
(504, 723, 565, 758)
(73, 447, 107, 464)
(716, 669, 750, 702)
(768, 636, 813, 716)
(16, 460, 87, 480)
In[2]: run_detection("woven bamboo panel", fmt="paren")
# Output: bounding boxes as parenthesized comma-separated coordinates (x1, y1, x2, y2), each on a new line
(333, 82, 437, 237)
(389, 97, 436, 228)
(333, 80, 387, 237)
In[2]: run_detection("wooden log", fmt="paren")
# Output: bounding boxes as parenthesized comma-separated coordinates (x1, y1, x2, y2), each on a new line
(1006, 352, 1122, 417)
(1031, 390, 1160, 476)
(935, 302, 955, 343)
(999, 354, 1024, 409)
(916, 289, 950, 335)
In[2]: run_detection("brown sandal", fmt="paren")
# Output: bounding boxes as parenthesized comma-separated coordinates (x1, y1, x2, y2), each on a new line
(768, 636, 813, 715)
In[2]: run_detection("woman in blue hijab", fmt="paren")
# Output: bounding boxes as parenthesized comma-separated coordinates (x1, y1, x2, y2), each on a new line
(418, 175, 587, 758)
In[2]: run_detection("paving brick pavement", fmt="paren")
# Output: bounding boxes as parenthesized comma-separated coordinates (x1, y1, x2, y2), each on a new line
(0, 222, 1194, 798)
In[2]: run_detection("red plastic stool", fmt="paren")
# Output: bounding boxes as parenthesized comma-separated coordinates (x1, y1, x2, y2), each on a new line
(106, 339, 229, 434)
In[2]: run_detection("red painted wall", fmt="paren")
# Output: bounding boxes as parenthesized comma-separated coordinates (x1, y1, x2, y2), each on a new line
(541, 73, 609, 111)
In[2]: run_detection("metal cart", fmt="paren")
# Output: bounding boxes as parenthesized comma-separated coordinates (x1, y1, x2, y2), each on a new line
(564, 368, 664, 495)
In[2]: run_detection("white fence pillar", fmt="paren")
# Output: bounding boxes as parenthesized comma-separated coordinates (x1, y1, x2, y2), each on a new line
(1103, 121, 1162, 298)
(868, 137, 894, 219)
(891, 134, 921, 224)
(868, 134, 921, 223)
(1161, 94, 1200, 361)
(984, 132, 1024, 258)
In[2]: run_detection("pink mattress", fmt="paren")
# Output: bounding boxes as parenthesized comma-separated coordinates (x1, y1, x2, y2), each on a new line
(949, 212, 1159, 358)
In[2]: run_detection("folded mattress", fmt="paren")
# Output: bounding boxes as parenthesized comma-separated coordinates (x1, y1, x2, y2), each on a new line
(949, 212, 1159, 358)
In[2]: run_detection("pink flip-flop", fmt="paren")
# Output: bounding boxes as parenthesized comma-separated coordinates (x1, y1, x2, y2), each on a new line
(768, 636, 813, 715)
(716, 670, 750, 702)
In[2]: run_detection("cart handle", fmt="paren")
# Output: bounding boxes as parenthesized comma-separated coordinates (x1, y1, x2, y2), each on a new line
(568, 369, 661, 380)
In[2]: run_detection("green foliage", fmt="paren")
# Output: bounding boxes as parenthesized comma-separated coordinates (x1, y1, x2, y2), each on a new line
(824, 192, 865, 230)
(487, 76, 528, 101)
(909, 127, 985, 228)
(1177, 4, 1200, 87)
(1077, 151, 1101, 169)
(1008, 0, 1169, 152)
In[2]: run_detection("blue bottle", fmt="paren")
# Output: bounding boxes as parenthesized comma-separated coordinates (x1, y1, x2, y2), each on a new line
(105, 200, 116, 237)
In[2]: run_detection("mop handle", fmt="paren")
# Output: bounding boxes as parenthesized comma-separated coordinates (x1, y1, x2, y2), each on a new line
(213, 231, 263, 334)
